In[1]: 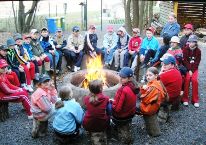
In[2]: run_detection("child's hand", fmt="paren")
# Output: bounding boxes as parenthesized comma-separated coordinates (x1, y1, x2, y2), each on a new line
(55, 100, 64, 109)
(142, 85, 148, 90)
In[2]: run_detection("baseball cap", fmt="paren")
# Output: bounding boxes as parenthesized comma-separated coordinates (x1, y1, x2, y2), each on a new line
(23, 34, 31, 40)
(160, 55, 176, 65)
(41, 27, 48, 32)
(132, 28, 140, 33)
(72, 26, 80, 32)
(107, 25, 113, 32)
(146, 27, 155, 34)
(13, 33, 22, 41)
(89, 24, 96, 29)
(170, 36, 180, 43)
(187, 34, 198, 42)
(30, 29, 38, 34)
(0, 59, 8, 68)
(184, 24, 193, 30)
(39, 74, 51, 83)
(0, 44, 9, 51)
(119, 67, 133, 78)
(56, 27, 62, 32)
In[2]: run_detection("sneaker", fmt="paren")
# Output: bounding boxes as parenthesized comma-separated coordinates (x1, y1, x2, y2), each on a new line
(35, 73, 40, 81)
(27, 85, 34, 92)
(74, 66, 80, 72)
(28, 115, 33, 120)
(194, 103, 199, 108)
(21, 83, 29, 91)
(183, 102, 189, 106)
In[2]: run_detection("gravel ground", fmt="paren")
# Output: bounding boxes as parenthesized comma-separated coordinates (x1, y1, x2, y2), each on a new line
(0, 34, 206, 145)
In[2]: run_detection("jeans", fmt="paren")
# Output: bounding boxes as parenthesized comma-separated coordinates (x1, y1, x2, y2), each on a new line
(70, 50, 84, 67)
(45, 51, 59, 69)
(104, 46, 117, 65)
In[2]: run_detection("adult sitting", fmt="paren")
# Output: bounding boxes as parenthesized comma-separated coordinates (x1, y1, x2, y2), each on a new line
(160, 12, 180, 39)
(159, 54, 182, 109)
(67, 26, 84, 72)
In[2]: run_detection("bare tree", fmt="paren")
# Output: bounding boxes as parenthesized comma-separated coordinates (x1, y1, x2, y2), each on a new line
(124, 0, 132, 35)
(12, 1, 40, 33)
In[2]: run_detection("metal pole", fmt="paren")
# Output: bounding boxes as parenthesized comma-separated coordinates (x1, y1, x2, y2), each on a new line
(101, 0, 103, 31)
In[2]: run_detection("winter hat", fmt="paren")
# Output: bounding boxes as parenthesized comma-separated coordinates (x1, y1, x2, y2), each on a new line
(30, 29, 38, 34)
(72, 26, 80, 32)
(6, 38, 16, 46)
(146, 27, 155, 34)
(119, 67, 133, 78)
(39, 74, 51, 83)
(187, 34, 198, 42)
(13, 33, 22, 41)
(170, 36, 180, 43)
(0, 59, 8, 68)
(118, 26, 126, 34)
(160, 55, 176, 65)
(184, 24, 193, 30)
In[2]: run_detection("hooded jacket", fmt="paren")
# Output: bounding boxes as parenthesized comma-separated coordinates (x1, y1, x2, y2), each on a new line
(83, 93, 110, 132)
(112, 81, 137, 119)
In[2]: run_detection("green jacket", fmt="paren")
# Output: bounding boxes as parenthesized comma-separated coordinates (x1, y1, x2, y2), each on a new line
(6, 48, 20, 69)
(30, 38, 44, 56)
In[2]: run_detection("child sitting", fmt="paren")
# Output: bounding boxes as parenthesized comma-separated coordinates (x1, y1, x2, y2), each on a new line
(31, 74, 57, 138)
(83, 79, 110, 145)
(53, 85, 84, 144)
(138, 67, 165, 115)
(0, 59, 32, 119)
(111, 67, 137, 144)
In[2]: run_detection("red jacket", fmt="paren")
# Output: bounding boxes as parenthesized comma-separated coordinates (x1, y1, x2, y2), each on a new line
(183, 46, 201, 73)
(128, 36, 142, 52)
(83, 93, 110, 132)
(112, 82, 137, 119)
(0, 74, 20, 99)
(160, 68, 182, 103)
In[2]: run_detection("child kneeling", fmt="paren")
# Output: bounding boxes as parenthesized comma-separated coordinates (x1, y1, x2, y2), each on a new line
(53, 85, 84, 144)
(31, 75, 57, 138)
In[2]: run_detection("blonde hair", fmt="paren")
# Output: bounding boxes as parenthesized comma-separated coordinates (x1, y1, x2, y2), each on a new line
(88, 80, 103, 103)
(58, 85, 73, 101)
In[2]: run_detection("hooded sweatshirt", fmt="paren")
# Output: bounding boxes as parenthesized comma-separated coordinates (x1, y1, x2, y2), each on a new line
(83, 93, 110, 132)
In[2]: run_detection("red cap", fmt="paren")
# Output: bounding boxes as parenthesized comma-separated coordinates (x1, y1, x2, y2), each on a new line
(23, 34, 31, 40)
(89, 24, 96, 29)
(184, 24, 193, 30)
(107, 25, 113, 32)
(146, 27, 155, 34)
(0, 59, 8, 68)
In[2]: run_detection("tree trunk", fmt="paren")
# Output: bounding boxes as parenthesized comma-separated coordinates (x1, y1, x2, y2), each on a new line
(148, 1, 154, 27)
(139, 0, 145, 35)
(132, 0, 139, 28)
(124, 0, 132, 35)
(12, 1, 18, 33)
(18, 1, 25, 33)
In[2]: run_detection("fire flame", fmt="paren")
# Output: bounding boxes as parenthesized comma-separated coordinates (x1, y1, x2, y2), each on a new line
(82, 55, 106, 89)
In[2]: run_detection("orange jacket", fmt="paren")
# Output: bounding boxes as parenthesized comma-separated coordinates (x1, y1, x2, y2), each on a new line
(140, 79, 165, 115)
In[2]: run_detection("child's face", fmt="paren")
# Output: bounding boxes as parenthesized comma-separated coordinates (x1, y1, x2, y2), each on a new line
(188, 41, 196, 49)
(183, 28, 193, 36)
(146, 31, 153, 39)
(56, 31, 62, 37)
(170, 42, 178, 48)
(120, 77, 129, 84)
(0, 66, 7, 74)
(0, 50, 7, 57)
(15, 39, 23, 45)
(41, 30, 48, 37)
(146, 71, 157, 82)
(41, 80, 50, 89)
(24, 38, 31, 44)
(168, 16, 175, 24)
(31, 33, 39, 39)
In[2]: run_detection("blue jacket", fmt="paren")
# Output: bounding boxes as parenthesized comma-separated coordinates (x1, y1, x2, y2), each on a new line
(53, 99, 84, 134)
(150, 44, 170, 63)
(160, 22, 180, 38)
(139, 36, 159, 55)
(23, 43, 33, 59)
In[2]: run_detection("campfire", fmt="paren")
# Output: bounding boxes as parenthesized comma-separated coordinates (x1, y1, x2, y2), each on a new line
(81, 55, 108, 89)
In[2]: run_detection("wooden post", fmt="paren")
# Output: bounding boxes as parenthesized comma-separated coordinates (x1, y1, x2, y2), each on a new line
(143, 114, 161, 137)
(0, 102, 9, 122)
(52, 54, 57, 90)
(135, 52, 140, 82)
(173, 2, 178, 16)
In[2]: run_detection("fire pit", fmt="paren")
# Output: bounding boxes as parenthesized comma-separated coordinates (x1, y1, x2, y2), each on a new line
(63, 69, 120, 105)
